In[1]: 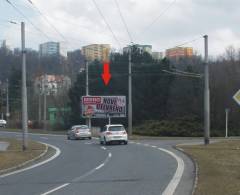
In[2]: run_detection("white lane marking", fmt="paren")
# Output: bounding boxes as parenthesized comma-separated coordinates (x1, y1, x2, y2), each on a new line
(41, 183, 70, 195)
(41, 151, 112, 195)
(144, 143, 149, 147)
(151, 145, 157, 148)
(84, 142, 92, 145)
(95, 163, 105, 170)
(0, 143, 61, 178)
(101, 146, 106, 150)
(40, 137, 48, 140)
(136, 142, 141, 145)
(158, 148, 185, 195)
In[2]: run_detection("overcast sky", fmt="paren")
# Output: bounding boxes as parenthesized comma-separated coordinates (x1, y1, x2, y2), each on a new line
(1, 0, 240, 57)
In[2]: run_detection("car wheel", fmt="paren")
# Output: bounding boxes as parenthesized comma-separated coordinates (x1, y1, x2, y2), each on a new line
(124, 141, 128, 145)
(89, 137, 92, 140)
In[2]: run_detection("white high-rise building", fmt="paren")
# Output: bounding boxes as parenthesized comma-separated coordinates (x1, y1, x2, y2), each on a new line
(123, 44, 152, 55)
(39, 42, 60, 57)
(152, 52, 164, 60)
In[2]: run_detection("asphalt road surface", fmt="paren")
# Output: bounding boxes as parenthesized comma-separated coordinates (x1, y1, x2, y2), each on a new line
(0, 131, 198, 195)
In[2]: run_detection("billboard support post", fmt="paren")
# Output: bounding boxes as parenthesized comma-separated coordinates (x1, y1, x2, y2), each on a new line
(108, 115, 111, 125)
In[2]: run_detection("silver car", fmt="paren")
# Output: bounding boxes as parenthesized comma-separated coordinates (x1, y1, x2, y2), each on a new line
(67, 125, 92, 140)
(0, 119, 7, 128)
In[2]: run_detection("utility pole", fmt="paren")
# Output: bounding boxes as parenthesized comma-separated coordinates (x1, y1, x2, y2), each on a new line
(43, 74, 47, 130)
(21, 22, 28, 151)
(38, 85, 41, 124)
(128, 46, 132, 135)
(85, 60, 91, 129)
(225, 108, 229, 138)
(6, 78, 10, 121)
(204, 35, 210, 145)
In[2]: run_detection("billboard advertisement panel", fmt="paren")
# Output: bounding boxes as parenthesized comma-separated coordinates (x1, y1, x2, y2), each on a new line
(81, 96, 126, 118)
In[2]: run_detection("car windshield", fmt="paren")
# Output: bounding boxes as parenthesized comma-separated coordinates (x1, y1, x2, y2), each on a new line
(76, 125, 88, 130)
(73, 125, 88, 129)
(109, 126, 125, 131)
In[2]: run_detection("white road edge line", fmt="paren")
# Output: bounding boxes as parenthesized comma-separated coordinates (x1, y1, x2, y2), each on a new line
(0, 142, 61, 178)
(40, 137, 48, 140)
(0, 131, 64, 137)
(41, 183, 70, 195)
(151, 145, 157, 148)
(158, 147, 185, 195)
(95, 163, 105, 170)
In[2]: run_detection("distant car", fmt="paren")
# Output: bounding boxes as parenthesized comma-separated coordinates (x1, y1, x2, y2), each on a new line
(67, 125, 92, 140)
(0, 119, 7, 128)
(99, 124, 128, 145)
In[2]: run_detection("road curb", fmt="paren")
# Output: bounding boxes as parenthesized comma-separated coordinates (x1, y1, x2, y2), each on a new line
(0, 142, 48, 176)
(175, 145, 199, 195)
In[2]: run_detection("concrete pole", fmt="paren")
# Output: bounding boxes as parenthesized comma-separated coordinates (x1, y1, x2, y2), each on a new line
(128, 46, 132, 135)
(6, 78, 10, 120)
(225, 108, 229, 138)
(21, 22, 28, 151)
(108, 115, 111, 125)
(86, 60, 89, 96)
(204, 35, 210, 145)
(38, 88, 41, 124)
(43, 74, 47, 130)
(85, 60, 91, 129)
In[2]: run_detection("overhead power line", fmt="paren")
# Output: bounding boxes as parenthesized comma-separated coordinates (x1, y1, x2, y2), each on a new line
(91, 0, 122, 48)
(139, 0, 177, 36)
(174, 36, 203, 48)
(26, 0, 68, 42)
(114, 0, 133, 43)
(172, 68, 202, 77)
(162, 70, 202, 78)
(159, 35, 203, 53)
(5, 0, 51, 40)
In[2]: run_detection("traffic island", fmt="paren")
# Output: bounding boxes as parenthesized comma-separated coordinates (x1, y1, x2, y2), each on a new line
(0, 138, 47, 174)
(179, 140, 240, 195)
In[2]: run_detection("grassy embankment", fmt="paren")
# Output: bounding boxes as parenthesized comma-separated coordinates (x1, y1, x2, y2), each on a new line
(0, 138, 46, 171)
(180, 140, 240, 195)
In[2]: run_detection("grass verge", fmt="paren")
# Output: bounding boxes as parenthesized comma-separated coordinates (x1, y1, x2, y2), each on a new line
(180, 140, 240, 195)
(0, 138, 46, 171)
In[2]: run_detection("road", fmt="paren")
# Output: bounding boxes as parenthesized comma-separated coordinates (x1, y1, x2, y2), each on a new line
(0, 131, 198, 195)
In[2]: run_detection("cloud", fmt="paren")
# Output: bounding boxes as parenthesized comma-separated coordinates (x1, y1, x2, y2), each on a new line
(1, 0, 240, 56)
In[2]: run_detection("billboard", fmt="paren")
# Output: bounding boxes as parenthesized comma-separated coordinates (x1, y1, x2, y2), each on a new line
(81, 96, 126, 118)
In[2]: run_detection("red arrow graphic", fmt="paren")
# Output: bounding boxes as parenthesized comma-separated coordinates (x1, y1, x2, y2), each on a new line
(101, 62, 111, 86)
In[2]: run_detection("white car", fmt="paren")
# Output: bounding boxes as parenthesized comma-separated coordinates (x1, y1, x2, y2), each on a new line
(0, 119, 7, 128)
(67, 125, 92, 140)
(99, 124, 128, 145)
